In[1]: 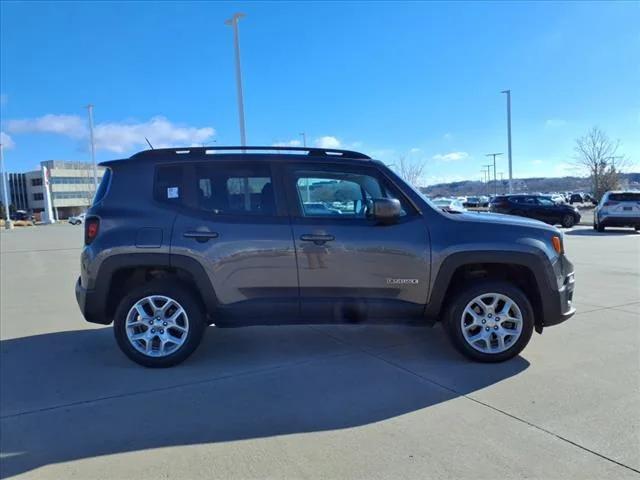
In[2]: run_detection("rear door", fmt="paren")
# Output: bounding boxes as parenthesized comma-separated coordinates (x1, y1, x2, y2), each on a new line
(165, 161, 299, 322)
(283, 163, 431, 321)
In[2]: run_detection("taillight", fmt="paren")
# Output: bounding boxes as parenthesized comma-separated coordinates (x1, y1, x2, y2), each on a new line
(85, 217, 100, 245)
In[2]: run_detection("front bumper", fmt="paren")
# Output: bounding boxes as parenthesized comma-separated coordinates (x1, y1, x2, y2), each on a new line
(541, 271, 576, 327)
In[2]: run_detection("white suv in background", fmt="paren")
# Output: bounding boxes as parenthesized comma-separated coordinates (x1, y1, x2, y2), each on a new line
(594, 191, 640, 232)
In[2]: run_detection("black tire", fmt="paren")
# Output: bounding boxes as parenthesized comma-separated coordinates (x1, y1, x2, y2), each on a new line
(561, 214, 575, 228)
(597, 223, 605, 233)
(113, 279, 206, 367)
(444, 280, 535, 363)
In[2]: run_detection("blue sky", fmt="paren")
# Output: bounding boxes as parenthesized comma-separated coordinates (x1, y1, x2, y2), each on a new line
(1, 1, 638, 185)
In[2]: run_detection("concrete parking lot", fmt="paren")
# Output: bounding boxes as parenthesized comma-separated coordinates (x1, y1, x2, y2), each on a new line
(1, 223, 638, 479)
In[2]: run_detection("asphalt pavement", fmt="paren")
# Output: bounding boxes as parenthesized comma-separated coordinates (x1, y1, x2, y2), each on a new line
(1, 223, 638, 479)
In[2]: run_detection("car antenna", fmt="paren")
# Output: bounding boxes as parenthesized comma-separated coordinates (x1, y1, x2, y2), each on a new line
(145, 137, 154, 149)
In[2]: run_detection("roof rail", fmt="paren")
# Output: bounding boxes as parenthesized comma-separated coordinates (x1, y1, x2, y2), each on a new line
(130, 146, 371, 160)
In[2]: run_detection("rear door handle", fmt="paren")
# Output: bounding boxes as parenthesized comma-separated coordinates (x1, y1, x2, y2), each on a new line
(183, 231, 219, 242)
(300, 234, 335, 244)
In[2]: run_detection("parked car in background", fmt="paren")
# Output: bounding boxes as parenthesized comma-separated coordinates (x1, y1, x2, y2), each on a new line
(10, 210, 34, 222)
(463, 196, 480, 208)
(68, 213, 86, 225)
(490, 194, 581, 228)
(569, 193, 584, 204)
(593, 191, 640, 232)
(431, 197, 467, 212)
(479, 196, 490, 207)
(550, 194, 565, 204)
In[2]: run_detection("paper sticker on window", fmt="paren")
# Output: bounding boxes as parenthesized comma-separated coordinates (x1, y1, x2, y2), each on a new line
(167, 187, 179, 199)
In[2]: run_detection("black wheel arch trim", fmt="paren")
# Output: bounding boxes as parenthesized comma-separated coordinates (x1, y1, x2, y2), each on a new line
(424, 250, 561, 328)
(81, 253, 218, 325)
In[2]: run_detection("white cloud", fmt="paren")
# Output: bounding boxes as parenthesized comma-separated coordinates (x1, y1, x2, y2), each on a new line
(315, 136, 341, 149)
(94, 117, 214, 153)
(531, 159, 543, 165)
(7, 114, 86, 138)
(5, 114, 215, 154)
(432, 151, 469, 162)
(272, 139, 302, 147)
(409, 147, 422, 154)
(545, 119, 567, 128)
(1, 131, 15, 149)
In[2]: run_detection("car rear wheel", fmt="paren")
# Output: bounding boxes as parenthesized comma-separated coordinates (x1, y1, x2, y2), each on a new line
(444, 281, 534, 362)
(561, 214, 575, 228)
(113, 279, 206, 367)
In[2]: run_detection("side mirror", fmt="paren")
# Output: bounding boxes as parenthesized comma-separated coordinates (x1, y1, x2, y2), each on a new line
(368, 198, 401, 224)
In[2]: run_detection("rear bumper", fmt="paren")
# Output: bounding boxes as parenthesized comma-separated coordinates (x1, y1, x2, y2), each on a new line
(75, 277, 111, 325)
(599, 216, 640, 228)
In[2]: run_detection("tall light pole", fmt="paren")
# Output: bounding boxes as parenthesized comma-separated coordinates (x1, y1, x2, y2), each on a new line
(486, 152, 503, 197)
(499, 172, 505, 194)
(0, 143, 13, 229)
(225, 13, 247, 147)
(483, 164, 493, 197)
(501, 90, 513, 193)
(86, 104, 98, 191)
(299, 132, 307, 147)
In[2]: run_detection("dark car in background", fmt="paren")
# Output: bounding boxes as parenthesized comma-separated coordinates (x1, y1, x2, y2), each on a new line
(490, 194, 581, 228)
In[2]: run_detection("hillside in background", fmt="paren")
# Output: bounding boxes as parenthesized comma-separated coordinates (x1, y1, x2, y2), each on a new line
(419, 173, 640, 198)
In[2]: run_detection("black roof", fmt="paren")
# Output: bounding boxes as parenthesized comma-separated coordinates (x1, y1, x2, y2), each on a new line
(131, 146, 371, 160)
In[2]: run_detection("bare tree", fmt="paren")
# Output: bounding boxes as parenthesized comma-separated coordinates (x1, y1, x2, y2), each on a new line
(396, 155, 426, 187)
(574, 127, 626, 200)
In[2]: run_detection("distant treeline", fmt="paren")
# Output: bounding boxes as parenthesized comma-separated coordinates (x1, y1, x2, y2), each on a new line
(420, 173, 640, 198)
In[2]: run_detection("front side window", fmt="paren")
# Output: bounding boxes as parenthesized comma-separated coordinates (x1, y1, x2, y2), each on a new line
(293, 169, 412, 218)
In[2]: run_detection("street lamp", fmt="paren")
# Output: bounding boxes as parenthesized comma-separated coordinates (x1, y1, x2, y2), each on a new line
(225, 13, 247, 147)
(501, 90, 513, 193)
(299, 132, 307, 147)
(86, 104, 98, 191)
(485, 152, 503, 197)
(483, 164, 493, 197)
(0, 143, 13, 229)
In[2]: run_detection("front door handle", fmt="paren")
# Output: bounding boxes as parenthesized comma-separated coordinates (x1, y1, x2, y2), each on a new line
(184, 231, 219, 243)
(300, 234, 335, 245)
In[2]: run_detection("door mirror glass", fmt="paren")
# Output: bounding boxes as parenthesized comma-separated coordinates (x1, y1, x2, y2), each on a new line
(368, 198, 401, 224)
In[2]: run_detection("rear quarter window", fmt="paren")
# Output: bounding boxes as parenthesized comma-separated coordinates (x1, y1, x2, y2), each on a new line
(92, 168, 112, 205)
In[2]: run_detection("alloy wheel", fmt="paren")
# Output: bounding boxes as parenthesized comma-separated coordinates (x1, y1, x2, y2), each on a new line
(460, 293, 523, 354)
(125, 295, 189, 357)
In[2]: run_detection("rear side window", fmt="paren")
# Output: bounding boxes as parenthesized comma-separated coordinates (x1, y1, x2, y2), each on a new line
(195, 163, 275, 216)
(92, 168, 112, 205)
(609, 193, 640, 202)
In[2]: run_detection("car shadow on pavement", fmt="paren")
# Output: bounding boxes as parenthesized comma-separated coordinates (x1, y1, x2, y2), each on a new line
(0, 325, 529, 479)
(565, 228, 639, 236)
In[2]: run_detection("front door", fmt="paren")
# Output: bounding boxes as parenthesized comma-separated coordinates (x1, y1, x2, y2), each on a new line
(284, 163, 431, 322)
(165, 160, 299, 323)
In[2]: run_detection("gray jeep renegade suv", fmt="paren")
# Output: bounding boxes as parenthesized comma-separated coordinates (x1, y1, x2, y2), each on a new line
(76, 146, 576, 367)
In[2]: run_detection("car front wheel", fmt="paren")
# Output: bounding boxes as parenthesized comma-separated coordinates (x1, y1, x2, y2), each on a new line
(561, 214, 576, 228)
(113, 279, 206, 367)
(444, 281, 534, 362)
